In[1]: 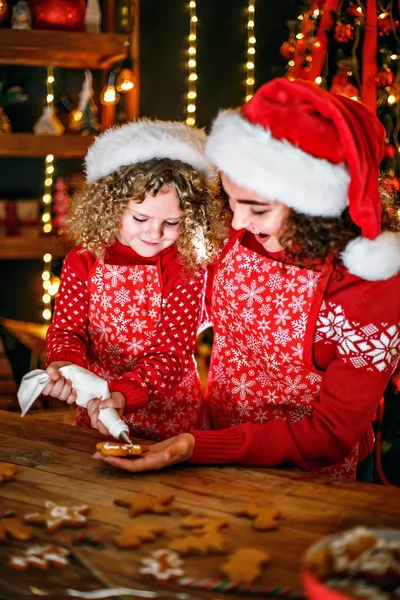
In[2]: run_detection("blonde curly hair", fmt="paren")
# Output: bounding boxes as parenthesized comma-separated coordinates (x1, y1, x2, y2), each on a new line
(64, 158, 226, 271)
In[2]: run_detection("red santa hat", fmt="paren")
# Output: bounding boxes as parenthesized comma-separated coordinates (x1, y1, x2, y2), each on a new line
(205, 77, 400, 281)
(86, 118, 215, 183)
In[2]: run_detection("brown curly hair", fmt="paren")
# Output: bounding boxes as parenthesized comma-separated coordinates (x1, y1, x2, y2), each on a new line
(216, 181, 400, 269)
(64, 158, 226, 271)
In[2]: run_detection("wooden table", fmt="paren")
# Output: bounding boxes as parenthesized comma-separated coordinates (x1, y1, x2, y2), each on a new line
(1, 410, 400, 599)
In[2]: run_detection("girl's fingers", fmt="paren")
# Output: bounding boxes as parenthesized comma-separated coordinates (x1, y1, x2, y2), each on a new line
(93, 450, 171, 472)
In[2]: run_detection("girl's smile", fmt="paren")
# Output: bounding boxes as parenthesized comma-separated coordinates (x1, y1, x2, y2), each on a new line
(220, 172, 290, 253)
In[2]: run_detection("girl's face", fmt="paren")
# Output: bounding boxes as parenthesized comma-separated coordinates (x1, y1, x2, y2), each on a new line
(221, 172, 290, 253)
(117, 187, 183, 257)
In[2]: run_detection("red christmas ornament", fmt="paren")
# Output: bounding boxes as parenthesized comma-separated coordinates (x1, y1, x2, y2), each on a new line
(383, 144, 397, 159)
(280, 41, 295, 60)
(334, 22, 354, 43)
(375, 68, 395, 88)
(28, 0, 86, 31)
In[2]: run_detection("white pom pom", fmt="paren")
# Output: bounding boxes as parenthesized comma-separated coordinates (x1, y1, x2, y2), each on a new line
(341, 232, 400, 281)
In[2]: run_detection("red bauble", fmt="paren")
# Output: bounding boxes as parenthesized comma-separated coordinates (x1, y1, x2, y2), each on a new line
(29, 0, 86, 31)
(334, 23, 354, 43)
(280, 41, 295, 60)
(375, 68, 395, 88)
(384, 144, 397, 159)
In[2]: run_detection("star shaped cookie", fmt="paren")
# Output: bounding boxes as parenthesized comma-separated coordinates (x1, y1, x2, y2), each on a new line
(24, 500, 90, 533)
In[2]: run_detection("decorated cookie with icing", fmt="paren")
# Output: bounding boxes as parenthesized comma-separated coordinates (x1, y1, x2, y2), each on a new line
(8, 544, 69, 570)
(139, 549, 185, 581)
(24, 500, 90, 533)
(96, 441, 144, 457)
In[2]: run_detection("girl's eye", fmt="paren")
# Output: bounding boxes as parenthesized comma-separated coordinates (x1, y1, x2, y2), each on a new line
(165, 221, 180, 227)
(251, 210, 270, 216)
(133, 216, 147, 223)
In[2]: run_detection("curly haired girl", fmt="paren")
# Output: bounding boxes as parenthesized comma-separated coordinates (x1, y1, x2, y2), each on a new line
(43, 119, 222, 440)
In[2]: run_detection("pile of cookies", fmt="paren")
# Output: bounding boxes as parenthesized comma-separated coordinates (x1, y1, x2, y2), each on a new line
(306, 526, 400, 599)
(0, 459, 281, 586)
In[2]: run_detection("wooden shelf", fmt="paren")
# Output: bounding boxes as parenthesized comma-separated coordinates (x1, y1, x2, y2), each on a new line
(0, 30, 128, 69)
(0, 235, 72, 259)
(0, 134, 94, 158)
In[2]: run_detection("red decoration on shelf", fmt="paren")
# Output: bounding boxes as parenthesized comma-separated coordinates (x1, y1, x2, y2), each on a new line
(375, 68, 395, 88)
(334, 22, 354, 43)
(28, 0, 86, 31)
(52, 177, 70, 230)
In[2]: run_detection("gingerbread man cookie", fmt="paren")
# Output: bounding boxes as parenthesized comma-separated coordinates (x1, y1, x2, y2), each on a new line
(169, 530, 226, 556)
(0, 517, 33, 542)
(139, 549, 185, 581)
(220, 547, 271, 584)
(235, 503, 280, 531)
(181, 515, 228, 534)
(113, 521, 165, 549)
(8, 544, 69, 571)
(24, 500, 90, 533)
(96, 441, 144, 457)
(0, 463, 18, 485)
(114, 493, 174, 518)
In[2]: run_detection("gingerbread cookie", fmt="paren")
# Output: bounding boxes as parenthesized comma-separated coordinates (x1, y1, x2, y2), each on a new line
(0, 517, 33, 542)
(24, 500, 90, 533)
(139, 549, 185, 581)
(113, 521, 165, 549)
(235, 503, 280, 531)
(181, 515, 228, 534)
(220, 547, 271, 584)
(169, 530, 226, 556)
(0, 463, 18, 485)
(96, 441, 144, 457)
(8, 544, 69, 571)
(114, 493, 174, 518)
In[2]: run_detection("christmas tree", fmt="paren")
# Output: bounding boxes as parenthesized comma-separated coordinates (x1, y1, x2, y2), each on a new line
(281, 0, 400, 202)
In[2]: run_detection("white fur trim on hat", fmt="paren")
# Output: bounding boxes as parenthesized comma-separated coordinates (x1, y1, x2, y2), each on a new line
(205, 109, 351, 217)
(341, 231, 400, 280)
(85, 119, 214, 183)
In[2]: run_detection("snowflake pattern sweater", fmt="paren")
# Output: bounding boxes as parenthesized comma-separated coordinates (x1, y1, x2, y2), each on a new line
(190, 230, 400, 478)
(46, 240, 208, 440)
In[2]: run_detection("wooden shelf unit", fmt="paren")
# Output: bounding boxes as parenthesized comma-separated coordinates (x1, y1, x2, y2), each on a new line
(0, 235, 72, 259)
(0, 134, 94, 158)
(0, 30, 129, 70)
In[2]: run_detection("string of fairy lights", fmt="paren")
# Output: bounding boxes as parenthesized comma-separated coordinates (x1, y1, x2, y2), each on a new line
(246, 0, 256, 101)
(41, 66, 60, 323)
(186, 0, 198, 126)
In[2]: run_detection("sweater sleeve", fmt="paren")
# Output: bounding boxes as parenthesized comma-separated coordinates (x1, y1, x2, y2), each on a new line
(110, 267, 206, 413)
(190, 275, 400, 470)
(46, 248, 94, 368)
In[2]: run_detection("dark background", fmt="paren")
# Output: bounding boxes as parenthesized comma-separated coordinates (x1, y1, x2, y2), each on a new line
(0, 0, 297, 323)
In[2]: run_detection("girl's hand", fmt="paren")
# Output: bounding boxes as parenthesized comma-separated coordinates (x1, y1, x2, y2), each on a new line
(92, 433, 195, 472)
(87, 392, 126, 436)
(42, 361, 76, 404)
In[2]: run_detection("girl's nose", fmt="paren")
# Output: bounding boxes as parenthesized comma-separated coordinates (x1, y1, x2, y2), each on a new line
(146, 221, 163, 240)
(231, 206, 250, 231)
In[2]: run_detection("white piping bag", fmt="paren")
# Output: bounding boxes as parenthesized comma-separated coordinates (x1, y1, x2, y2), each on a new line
(17, 365, 132, 443)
